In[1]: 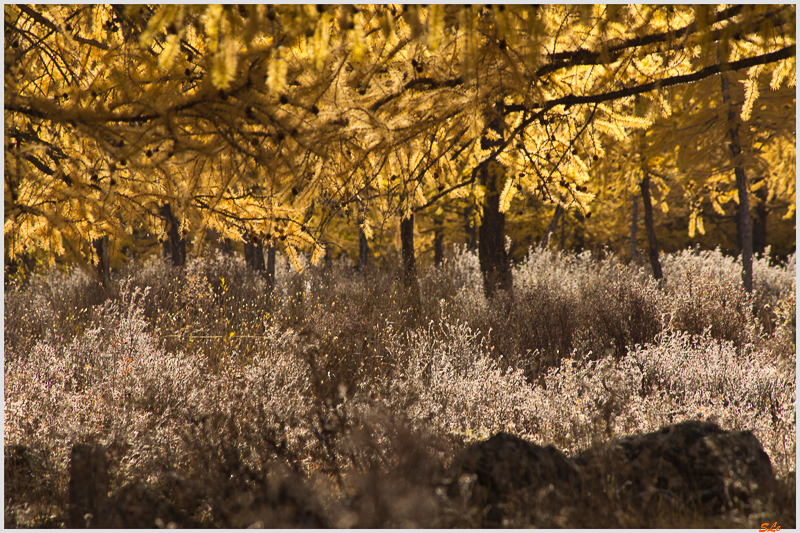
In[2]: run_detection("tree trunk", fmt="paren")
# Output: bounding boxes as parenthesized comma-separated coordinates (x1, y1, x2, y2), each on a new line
(630, 194, 639, 262)
(244, 235, 265, 271)
(357, 202, 369, 272)
(358, 228, 369, 271)
(243, 237, 254, 266)
(92, 235, 110, 291)
(433, 217, 445, 266)
(720, 72, 753, 292)
(160, 203, 186, 267)
(539, 204, 564, 250)
(221, 237, 235, 256)
(266, 244, 276, 292)
(323, 243, 332, 271)
(463, 206, 477, 250)
(573, 212, 585, 254)
(640, 172, 664, 280)
(400, 213, 421, 307)
(400, 214, 418, 287)
(4, 256, 18, 286)
(752, 179, 768, 257)
(478, 101, 513, 299)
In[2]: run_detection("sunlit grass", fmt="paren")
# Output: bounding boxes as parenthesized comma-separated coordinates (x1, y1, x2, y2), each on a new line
(4, 246, 795, 527)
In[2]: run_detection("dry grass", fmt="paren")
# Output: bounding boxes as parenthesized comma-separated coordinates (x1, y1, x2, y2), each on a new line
(4, 246, 796, 527)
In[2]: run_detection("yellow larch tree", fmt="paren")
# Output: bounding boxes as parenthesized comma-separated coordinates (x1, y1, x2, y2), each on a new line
(5, 5, 795, 296)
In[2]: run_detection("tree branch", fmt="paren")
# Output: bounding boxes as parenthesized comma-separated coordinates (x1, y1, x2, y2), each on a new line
(369, 76, 464, 113)
(414, 45, 795, 214)
(506, 45, 796, 114)
(16, 5, 109, 51)
(537, 5, 752, 77)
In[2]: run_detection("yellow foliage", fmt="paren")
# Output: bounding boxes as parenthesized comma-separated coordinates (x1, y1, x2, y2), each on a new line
(5, 4, 796, 265)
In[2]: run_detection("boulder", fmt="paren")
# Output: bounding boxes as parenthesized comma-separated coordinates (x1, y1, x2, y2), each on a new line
(574, 420, 779, 525)
(441, 421, 793, 528)
(442, 432, 585, 527)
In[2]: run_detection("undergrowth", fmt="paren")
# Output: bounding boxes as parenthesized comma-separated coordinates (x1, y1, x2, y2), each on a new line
(4, 246, 796, 527)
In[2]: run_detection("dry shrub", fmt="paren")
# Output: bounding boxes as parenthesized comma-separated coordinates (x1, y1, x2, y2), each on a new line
(4, 267, 103, 361)
(661, 248, 758, 347)
(573, 269, 662, 361)
(4, 244, 795, 528)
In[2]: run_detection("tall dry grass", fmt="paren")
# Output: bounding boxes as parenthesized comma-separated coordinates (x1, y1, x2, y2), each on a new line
(4, 246, 795, 527)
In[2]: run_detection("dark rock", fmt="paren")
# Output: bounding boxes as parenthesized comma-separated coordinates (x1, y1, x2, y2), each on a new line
(442, 432, 585, 527)
(574, 420, 779, 525)
(440, 421, 792, 527)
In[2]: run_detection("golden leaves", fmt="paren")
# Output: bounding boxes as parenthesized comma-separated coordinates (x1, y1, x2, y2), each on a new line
(349, 22, 367, 63)
(284, 243, 303, 273)
(740, 65, 765, 122)
(769, 58, 795, 91)
(359, 219, 373, 241)
(594, 119, 628, 142)
(310, 243, 326, 266)
(498, 177, 516, 214)
(267, 50, 287, 98)
(688, 209, 705, 238)
(140, 5, 182, 48)
(312, 12, 332, 71)
(202, 5, 225, 53)
(425, 5, 444, 52)
(209, 33, 239, 90)
(158, 34, 181, 71)
(7, 4, 797, 266)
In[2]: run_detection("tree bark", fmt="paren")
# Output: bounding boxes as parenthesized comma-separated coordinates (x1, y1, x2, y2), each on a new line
(630, 193, 639, 262)
(400, 214, 417, 285)
(4, 256, 18, 286)
(573, 211, 585, 254)
(221, 237, 234, 256)
(92, 235, 110, 291)
(245, 236, 276, 292)
(266, 244, 276, 292)
(478, 101, 513, 299)
(400, 213, 421, 304)
(160, 203, 186, 267)
(243, 237, 254, 266)
(539, 204, 564, 250)
(323, 243, 332, 271)
(463, 206, 477, 250)
(720, 72, 753, 292)
(358, 228, 369, 271)
(244, 235, 265, 271)
(357, 202, 369, 272)
(433, 217, 445, 266)
(640, 171, 664, 280)
(752, 179, 768, 257)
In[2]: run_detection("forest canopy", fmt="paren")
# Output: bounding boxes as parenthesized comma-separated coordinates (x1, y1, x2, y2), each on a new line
(4, 4, 796, 294)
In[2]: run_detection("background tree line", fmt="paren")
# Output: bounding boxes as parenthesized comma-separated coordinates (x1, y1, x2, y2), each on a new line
(5, 4, 796, 297)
